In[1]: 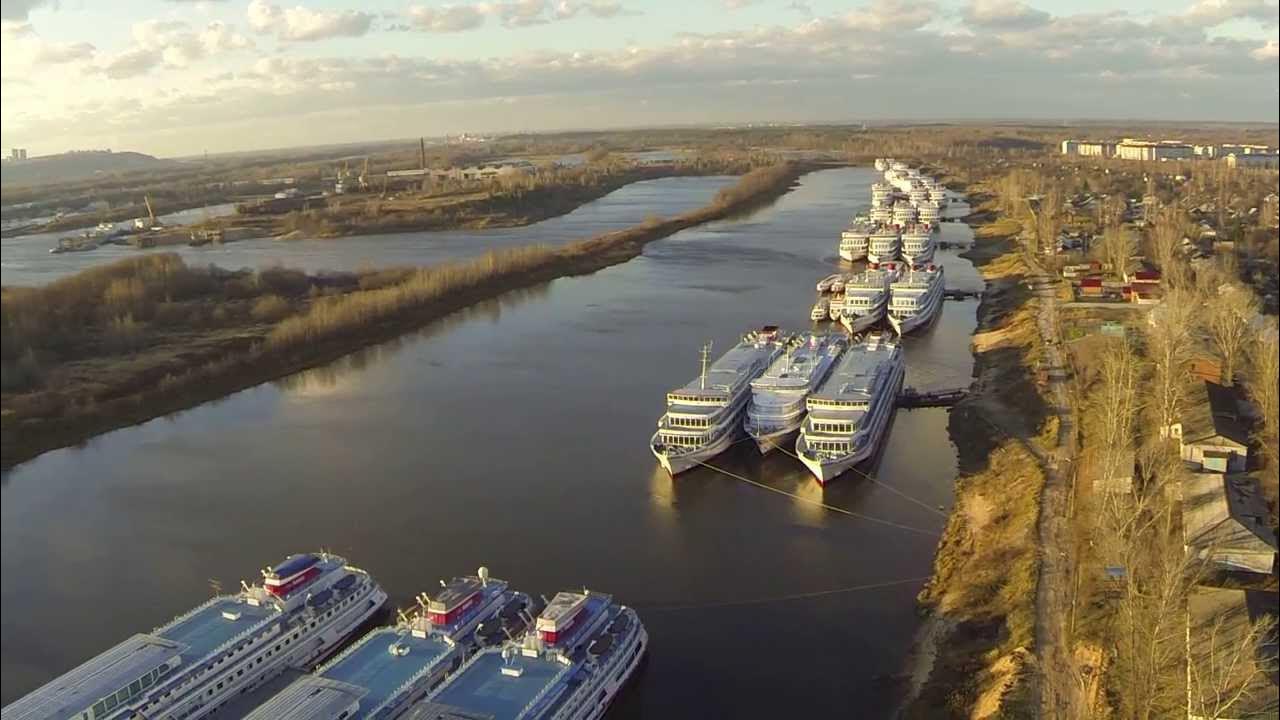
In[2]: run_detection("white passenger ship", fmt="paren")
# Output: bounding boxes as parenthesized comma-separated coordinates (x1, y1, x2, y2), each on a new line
(744, 333, 848, 454)
(839, 223, 872, 262)
(892, 201, 917, 227)
(867, 228, 900, 264)
(651, 327, 786, 474)
(409, 589, 646, 720)
(242, 568, 526, 720)
(839, 265, 899, 334)
(900, 224, 936, 266)
(796, 333, 905, 484)
(2, 553, 386, 720)
(888, 265, 945, 335)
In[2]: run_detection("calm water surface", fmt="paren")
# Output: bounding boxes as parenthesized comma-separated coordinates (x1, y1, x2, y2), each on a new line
(1, 168, 978, 718)
(0, 177, 733, 286)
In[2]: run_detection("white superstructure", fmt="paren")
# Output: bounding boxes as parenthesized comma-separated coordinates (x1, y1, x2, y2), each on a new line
(839, 265, 900, 334)
(3, 553, 386, 720)
(867, 228, 900, 264)
(744, 334, 848, 453)
(796, 333, 905, 484)
(651, 328, 787, 474)
(900, 224, 936, 266)
(888, 265, 945, 335)
(839, 223, 872, 262)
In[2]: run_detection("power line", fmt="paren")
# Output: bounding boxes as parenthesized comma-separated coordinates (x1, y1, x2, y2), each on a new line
(638, 576, 932, 612)
(693, 457, 940, 538)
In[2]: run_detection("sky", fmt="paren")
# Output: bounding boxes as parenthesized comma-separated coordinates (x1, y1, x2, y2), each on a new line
(1, 0, 1277, 157)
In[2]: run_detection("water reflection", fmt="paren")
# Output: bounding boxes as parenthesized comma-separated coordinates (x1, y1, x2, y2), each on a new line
(2, 168, 979, 718)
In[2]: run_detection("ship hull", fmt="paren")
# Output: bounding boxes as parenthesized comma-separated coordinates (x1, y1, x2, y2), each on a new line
(797, 363, 903, 485)
(651, 424, 741, 475)
(748, 425, 800, 454)
(841, 310, 883, 334)
(839, 247, 867, 262)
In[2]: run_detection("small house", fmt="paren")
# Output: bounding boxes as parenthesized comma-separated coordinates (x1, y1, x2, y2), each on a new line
(1182, 473, 1277, 575)
(1173, 381, 1250, 472)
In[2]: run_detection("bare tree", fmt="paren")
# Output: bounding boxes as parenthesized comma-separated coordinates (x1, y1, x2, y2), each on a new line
(1149, 207, 1189, 290)
(1204, 284, 1260, 386)
(1037, 183, 1063, 255)
(1243, 320, 1279, 467)
(1187, 601, 1279, 720)
(1095, 336, 1140, 515)
(1145, 288, 1196, 437)
(1099, 225, 1136, 281)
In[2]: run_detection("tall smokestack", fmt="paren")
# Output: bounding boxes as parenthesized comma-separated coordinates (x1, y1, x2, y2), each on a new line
(419, 138, 426, 171)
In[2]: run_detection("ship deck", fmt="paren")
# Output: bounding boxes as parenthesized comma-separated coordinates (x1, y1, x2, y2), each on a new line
(320, 629, 454, 714)
(428, 652, 571, 720)
(158, 597, 277, 663)
(812, 344, 897, 405)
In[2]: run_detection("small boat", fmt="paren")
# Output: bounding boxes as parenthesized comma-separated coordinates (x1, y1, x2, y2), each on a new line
(811, 297, 831, 321)
(816, 273, 844, 293)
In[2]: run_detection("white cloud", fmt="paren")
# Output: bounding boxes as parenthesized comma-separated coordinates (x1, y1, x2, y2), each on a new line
(93, 19, 253, 78)
(1252, 38, 1278, 60)
(844, 0, 935, 32)
(247, 0, 374, 41)
(1, 20, 95, 67)
(407, 4, 486, 32)
(1182, 0, 1278, 27)
(407, 0, 630, 32)
(962, 0, 1050, 30)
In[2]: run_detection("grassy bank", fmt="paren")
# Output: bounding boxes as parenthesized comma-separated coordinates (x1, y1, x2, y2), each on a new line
(1, 162, 814, 469)
(901, 189, 1049, 718)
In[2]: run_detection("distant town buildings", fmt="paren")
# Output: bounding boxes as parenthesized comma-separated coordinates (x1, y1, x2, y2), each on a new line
(6, 148, 28, 162)
(386, 161, 536, 182)
(1225, 152, 1279, 170)
(1060, 137, 1277, 165)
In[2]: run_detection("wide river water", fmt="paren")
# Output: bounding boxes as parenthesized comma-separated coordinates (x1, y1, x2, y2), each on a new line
(1, 168, 979, 717)
(0, 177, 733, 286)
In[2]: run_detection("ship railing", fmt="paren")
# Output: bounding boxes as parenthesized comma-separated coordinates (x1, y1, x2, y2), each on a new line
(515, 661, 575, 720)
(317, 622, 392, 674)
(155, 594, 237, 633)
(367, 653, 451, 718)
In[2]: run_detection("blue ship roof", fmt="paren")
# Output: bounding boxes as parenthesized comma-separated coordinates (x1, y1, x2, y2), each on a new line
(319, 629, 455, 714)
(272, 553, 320, 577)
(158, 597, 276, 664)
(427, 652, 570, 720)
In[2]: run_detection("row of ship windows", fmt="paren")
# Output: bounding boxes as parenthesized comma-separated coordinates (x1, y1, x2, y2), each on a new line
(84, 663, 171, 719)
(811, 422, 857, 434)
(668, 417, 714, 428)
(809, 441, 851, 452)
(661, 435, 706, 447)
(145, 589, 363, 720)
(810, 400, 869, 409)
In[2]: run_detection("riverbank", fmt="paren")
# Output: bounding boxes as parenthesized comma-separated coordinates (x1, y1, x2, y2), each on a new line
(1, 162, 816, 469)
(900, 188, 1050, 718)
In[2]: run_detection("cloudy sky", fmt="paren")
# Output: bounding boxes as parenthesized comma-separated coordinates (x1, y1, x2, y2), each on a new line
(1, 0, 1277, 157)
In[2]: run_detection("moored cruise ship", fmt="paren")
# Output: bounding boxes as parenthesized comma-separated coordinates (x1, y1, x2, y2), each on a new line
(651, 328, 786, 474)
(2, 553, 386, 720)
(744, 333, 848, 453)
(888, 265, 945, 335)
(917, 201, 941, 225)
(867, 227, 900, 264)
(892, 201, 917, 227)
(242, 568, 527, 720)
(408, 589, 646, 720)
(869, 205, 893, 225)
(839, 265, 899, 334)
(796, 333, 906, 484)
(870, 182, 893, 207)
(900, 224, 936, 266)
(839, 223, 872, 262)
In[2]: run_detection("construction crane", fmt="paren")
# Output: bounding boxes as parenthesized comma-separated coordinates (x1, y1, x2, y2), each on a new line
(135, 194, 158, 230)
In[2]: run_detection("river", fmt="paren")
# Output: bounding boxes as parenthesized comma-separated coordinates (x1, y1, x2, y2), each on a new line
(0, 168, 978, 717)
(0, 177, 733, 286)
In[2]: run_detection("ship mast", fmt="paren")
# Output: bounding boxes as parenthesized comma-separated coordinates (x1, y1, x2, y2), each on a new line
(699, 342, 712, 390)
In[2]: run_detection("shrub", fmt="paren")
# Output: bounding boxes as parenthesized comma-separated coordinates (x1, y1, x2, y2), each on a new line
(250, 295, 292, 323)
